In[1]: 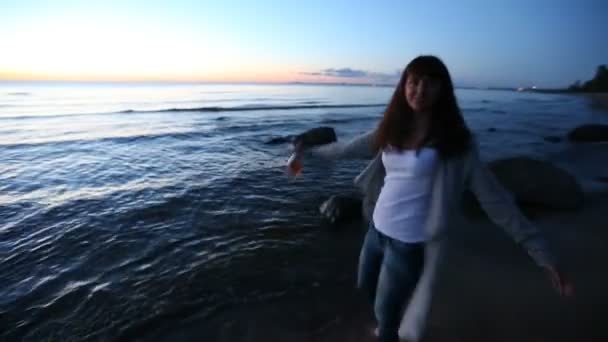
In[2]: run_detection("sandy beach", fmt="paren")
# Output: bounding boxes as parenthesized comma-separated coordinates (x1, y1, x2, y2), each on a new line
(156, 190, 608, 342)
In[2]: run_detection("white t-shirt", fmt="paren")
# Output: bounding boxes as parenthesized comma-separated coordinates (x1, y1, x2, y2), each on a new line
(372, 146, 439, 243)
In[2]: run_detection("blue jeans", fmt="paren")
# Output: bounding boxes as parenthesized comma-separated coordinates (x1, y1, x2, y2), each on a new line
(358, 222, 425, 342)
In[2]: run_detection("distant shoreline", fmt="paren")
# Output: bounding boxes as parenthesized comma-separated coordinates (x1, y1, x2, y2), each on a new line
(0, 80, 500, 90)
(521, 89, 608, 111)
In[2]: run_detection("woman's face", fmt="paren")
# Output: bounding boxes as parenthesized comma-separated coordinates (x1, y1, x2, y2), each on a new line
(405, 73, 441, 113)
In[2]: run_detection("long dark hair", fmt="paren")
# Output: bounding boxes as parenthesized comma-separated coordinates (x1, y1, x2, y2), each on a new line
(374, 55, 472, 159)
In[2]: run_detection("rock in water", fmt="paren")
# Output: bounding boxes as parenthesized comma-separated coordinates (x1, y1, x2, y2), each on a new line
(567, 124, 608, 143)
(319, 195, 363, 226)
(488, 157, 583, 210)
(544, 136, 562, 143)
(294, 127, 337, 147)
(265, 136, 293, 145)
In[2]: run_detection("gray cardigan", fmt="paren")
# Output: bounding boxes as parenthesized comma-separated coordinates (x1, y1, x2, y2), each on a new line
(310, 129, 556, 341)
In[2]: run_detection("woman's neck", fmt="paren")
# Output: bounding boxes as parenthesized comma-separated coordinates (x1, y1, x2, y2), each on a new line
(412, 111, 431, 123)
(412, 112, 431, 133)
(402, 111, 432, 149)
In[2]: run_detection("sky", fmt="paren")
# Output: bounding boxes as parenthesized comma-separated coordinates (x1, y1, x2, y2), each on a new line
(0, 0, 607, 88)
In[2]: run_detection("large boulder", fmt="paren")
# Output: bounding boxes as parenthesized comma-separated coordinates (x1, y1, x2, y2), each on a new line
(319, 195, 362, 226)
(264, 136, 293, 145)
(293, 127, 337, 148)
(567, 124, 608, 142)
(487, 157, 583, 210)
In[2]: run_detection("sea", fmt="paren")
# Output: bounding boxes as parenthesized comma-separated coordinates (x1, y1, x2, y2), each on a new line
(1, 82, 607, 341)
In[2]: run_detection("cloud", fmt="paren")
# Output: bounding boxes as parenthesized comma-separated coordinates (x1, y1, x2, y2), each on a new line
(326, 68, 367, 78)
(366, 70, 402, 83)
(301, 67, 366, 78)
(300, 67, 401, 84)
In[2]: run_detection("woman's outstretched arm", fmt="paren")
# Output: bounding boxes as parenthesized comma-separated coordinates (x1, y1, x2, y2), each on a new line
(465, 143, 574, 297)
(304, 129, 376, 160)
(467, 143, 574, 297)
(465, 144, 556, 268)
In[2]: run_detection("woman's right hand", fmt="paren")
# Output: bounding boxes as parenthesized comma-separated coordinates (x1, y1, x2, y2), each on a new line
(286, 141, 304, 176)
(544, 266, 574, 298)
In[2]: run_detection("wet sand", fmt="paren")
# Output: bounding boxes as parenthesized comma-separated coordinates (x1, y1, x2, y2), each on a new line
(156, 191, 608, 342)
(422, 192, 608, 341)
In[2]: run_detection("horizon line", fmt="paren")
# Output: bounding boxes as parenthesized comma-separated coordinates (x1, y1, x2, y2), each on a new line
(0, 79, 528, 90)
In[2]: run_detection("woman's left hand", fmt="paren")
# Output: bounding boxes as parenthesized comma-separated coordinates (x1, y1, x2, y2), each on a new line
(544, 266, 574, 298)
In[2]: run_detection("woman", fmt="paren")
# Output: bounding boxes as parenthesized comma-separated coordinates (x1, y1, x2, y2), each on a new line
(288, 55, 572, 342)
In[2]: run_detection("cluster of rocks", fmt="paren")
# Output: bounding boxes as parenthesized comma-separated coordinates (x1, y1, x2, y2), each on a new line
(287, 124, 608, 226)
(265, 127, 337, 147)
(486, 124, 608, 144)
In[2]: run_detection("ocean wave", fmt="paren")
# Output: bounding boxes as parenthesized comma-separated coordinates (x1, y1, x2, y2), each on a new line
(0, 103, 385, 120)
(0, 120, 307, 148)
(319, 116, 376, 124)
(118, 103, 385, 114)
(0, 130, 215, 149)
